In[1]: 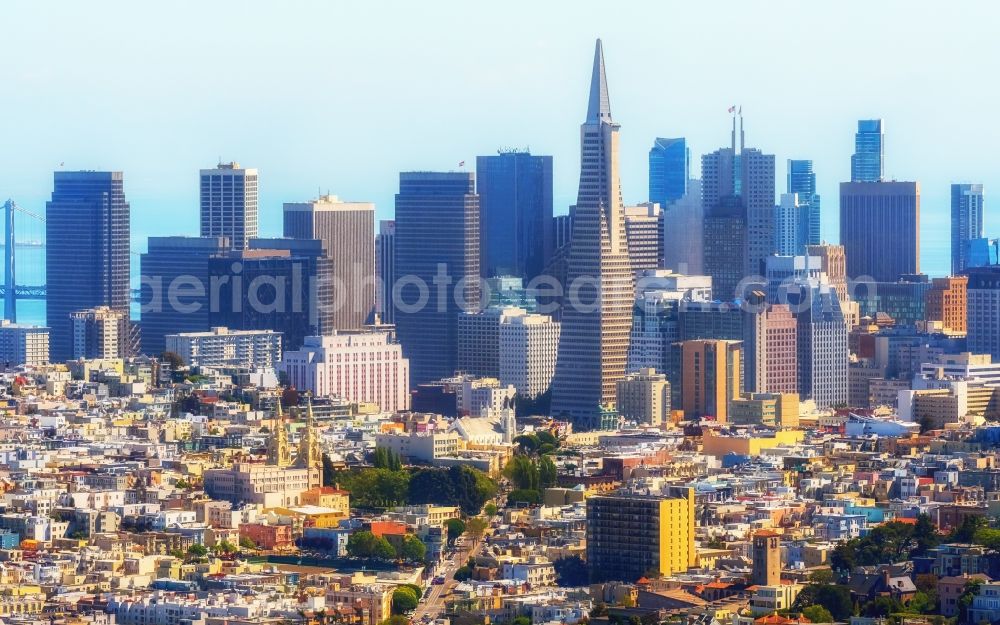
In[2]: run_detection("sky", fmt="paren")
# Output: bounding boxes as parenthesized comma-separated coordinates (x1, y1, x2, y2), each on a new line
(2, 1, 1000, 278)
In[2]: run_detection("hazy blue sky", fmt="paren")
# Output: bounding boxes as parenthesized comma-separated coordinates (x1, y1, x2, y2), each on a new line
(3, 1, 999, 277)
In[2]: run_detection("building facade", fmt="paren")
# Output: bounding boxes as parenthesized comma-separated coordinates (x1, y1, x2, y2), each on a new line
(283, 195, 375, 330)
(140, 236, 231, 355)
(0, 321, 49, 367)
(394, 171, 480, 385)
(375, 220, 396, 324)
(840, 181, 920, 281)
(952, 183, 985, 274)
(615, 368, 670, 427)
(476, 151, 553, 282)
(968, 266, 1000, 360)
(550, 40, 634, 428)
(280, 330, 410, 413)
(165, 327, 281, 369)
(851, 119, 884, 183)
(200, 162, 258, 250)
(46, 171, 131, 361)
(648, 137, 689, 206)
(679, 339, 743, 422)
(587, 490, 695, 582)
(787, 159, 821, 245)
(71, 306, 128, 360)
(623, 202, 664, 273)
(499, 312, 561, 400)
(925, 276, 968, 336)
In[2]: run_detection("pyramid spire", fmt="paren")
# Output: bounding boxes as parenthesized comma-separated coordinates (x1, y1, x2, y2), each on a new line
(586, 39, 612, 123)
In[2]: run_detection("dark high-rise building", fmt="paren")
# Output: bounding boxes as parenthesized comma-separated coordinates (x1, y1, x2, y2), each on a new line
(701, 119, 775, 293)
(394, 172, 480, 385)
(648, 137, 689, 206)
(140, 236, 231, 355)
(967, 266, 1000, 360)
(552, 214, 573, 252)
(200, 162, 258, 250)
(208, 238, 335, 352)
(702, 196, 746, 300)
(46, 171, 131, 361)
(951, 183, 985, 275)
(851, 119, 884, 183)
(840, 181, 920, 281)
(550, 40, 634, 428)
(283, 195, 375, 330)
(787, 159, 821, 245)
(854, 273, 931, 327)
(476, 151, 553, 282)
(375, 220, 396, 324)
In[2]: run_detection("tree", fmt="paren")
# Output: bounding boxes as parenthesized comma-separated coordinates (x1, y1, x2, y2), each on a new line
(466, 517, 488, 537)
(322, 454, 338, 488)
(553, 555, 588, 587)
(391, 587, 419, 614)
(382, 617, 409, 625)
(512, 617, 532, 625)
(801, 606, 834, 623)
(538, 455, 557, 489)
(958, 578, 983, 624)
(508, 489, 541, 506)
(373, 448, 403, 471)
(281, 386, 300, 409)
(454, 565, 473, 581)
(400, 535, 427, 562)
(445, 518, 466, 541)
(484, 503, 498, 517)
(159, 351, 185, 370)
(217, 540, 237, 554)
(347, 530, 397, 560)
(795, 585, 853, 622)
(535, 430, 558, 448)
(239, 536, 257, 550)
(808, 569, 835, 584)
(187, 544, 208, 557)
(952, 515, 988, 543)
(513, 434, 541, 453)
(505, 456, 540, 491)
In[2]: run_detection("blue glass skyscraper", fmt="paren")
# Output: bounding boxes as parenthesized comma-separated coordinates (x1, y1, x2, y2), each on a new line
(951, 183, 985, 274)
(476, 151, 553, 282)
(648, 137, 689, 205)
(851, 119, 884, 182)
(787, 159, 821, 245)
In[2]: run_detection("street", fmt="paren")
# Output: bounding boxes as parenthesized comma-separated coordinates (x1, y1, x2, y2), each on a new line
(411, 533, 485, 622)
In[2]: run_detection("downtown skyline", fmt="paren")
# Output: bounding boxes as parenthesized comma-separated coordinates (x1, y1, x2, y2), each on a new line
(2, 1, 999, 281)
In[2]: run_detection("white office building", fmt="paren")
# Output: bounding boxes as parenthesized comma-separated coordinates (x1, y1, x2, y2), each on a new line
(280, 330, 409, 412)
(0, 320, 49, 367)
(200, 162, 258, 250)
(71, 306, 127, 360)
(499, 312, 561, 399)
(166, 327, 281, 369)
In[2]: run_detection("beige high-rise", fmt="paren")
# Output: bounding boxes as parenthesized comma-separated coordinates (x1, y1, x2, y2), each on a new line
(284, 195, 375, 331)
(550, 40, 634, 429)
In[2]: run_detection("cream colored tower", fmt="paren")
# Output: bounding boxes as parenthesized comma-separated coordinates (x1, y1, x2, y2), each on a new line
(550, 39, 634, 429)
(267, 401, 291, 468)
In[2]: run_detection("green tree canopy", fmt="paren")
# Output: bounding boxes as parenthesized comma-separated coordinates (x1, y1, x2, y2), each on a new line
(400, 534, 427, 562)
(801, 606, 833, 623)
(445, 518, 466, 541)
(391, 587, 419, 614)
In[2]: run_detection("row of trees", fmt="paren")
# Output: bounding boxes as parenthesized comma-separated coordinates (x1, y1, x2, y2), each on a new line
(346, 531, 426, 562)
(327, 458, 497, 515)
(505, 455, 557, 505)
(829, 515, 939, 572)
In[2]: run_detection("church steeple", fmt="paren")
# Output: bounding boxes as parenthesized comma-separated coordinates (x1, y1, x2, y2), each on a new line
(586, 38, 612, 124)
(296, 397, 323, 487)
(267, 399, 291, 468)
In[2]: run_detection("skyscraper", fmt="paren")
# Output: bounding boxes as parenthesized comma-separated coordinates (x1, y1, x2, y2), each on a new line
(200, 162, 258, 250)
(476, 151, 553, 282)
(851, 119, 884, 183)
(284, 195, 375, 330)
(375, 220, 396, 323)
(701, 118, 775, 292)
(550, 40, 634, 428)
(140, 236, 231, 355)
(951, 183, 985, 274)
(394, 172, 480, 385)
(967, 266, 1000, 360)
(840, 181, 920, 281)
(71, 306, 128, 360)
(648, 137, 689, 206)
(662, 179, 703, 274)
(209, 238, 336, 352)
(624, 202, 664, 273)
(796, 284, 848, 408)
(46, 171, 131, 361)
(773, 192, 811, 256)
(787, 159, 821, 245)
(679, 339, 743, 422)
